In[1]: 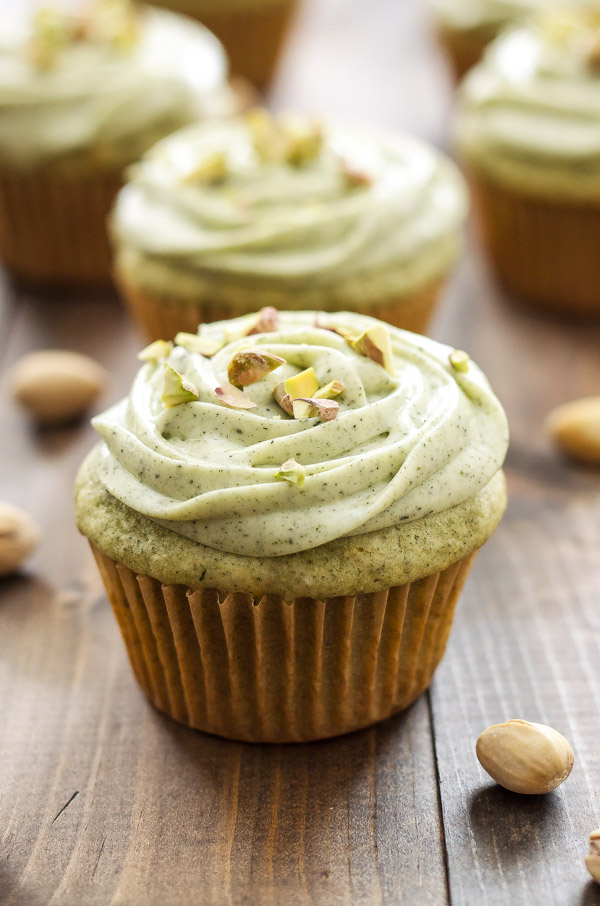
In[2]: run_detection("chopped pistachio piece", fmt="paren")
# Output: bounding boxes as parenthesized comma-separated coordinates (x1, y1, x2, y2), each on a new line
(314, 314, 358, 342)
(339, 158, 373, 189)
(174, 332, 224, 357)
(282, 115, 323, 166)
(161, 363, 199, 408)
(89, 0, 139, 50)
(246, 107, 288, 162)
(285, 367, 319, 400)
(273, 382, 294, 415)
(350, 325, 396, 376)
(275, 459, 306, 488)
(246, 108, 323, 166)
(227, 349, 286, 388)
(181, 151, 227, 186)
(292, 397, 340, 421)
(449, 349, 470, 373)
(247, 306, 279, 335)
(587, 36, 600, 69)
(215, 382, 257, 410)
(313, 380, 345, 400)
(28, 8, 72, 69)
(138, 339, 172, 362)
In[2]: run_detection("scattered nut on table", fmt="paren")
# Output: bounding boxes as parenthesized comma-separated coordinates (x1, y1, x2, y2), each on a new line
(9, 349, 107, 425)
(586, 829, 600, 884)
(476, 719, 574, 795)
(547, 397, 600, 465)
(0, 502, 40, 577)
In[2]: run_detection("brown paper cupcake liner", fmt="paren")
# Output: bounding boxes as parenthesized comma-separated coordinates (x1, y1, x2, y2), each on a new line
(159, 1, 298, 89)
(470, 171, 600, 317)
(91, 544, 475, 743)
(0, 168, 121, 288)
(117, 273, 446, 341)
(436, 26, 491, 81)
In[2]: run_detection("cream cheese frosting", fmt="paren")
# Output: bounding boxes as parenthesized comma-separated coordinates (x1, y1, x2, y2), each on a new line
(112, 116, 468, 298)
(432, 0, 598, 33)
(90, 311, 509, 558)
(456, 12, 600, 199)
(0, 6, 228, 169)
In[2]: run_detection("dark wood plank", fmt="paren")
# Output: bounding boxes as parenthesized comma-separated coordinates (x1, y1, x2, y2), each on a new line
(430, 247, 600, 906)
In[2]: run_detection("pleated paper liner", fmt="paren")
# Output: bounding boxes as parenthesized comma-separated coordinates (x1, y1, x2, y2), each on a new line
(156, 0, 298, 90)
(436, 26, 492, 81)
(91, 544, 475, 743)
(0, 168, 121, 288)
(117, 272, 446, 342)
(470, 171, 600, 318)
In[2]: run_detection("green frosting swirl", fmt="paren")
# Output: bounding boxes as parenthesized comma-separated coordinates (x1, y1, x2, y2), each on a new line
(432, 0, 592, 33)
(456, 13, 600, 198)
(111, 117, 468, 298)
(0, 8, 227, 169)
(90, 311, 508, 558)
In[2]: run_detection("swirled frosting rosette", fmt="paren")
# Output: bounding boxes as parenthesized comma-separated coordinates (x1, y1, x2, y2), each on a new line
(457, 8, 600, 199)
(91, 310, 508, 557)
(432, 0, 564, 34)
(432, 0, 600, 81)
(0, 1, 228, 169)
(112, 112, 468, 308)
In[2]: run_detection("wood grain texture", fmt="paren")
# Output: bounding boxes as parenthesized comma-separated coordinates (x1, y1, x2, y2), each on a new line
(1, 0, 600, 903)
(430, 247, 600, 906)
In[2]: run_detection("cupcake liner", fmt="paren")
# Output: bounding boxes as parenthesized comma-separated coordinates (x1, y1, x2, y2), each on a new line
(470, 171, 600, 317)
(0, 167, 121, 288)
(91, 544, 476, 743)
(117, 272, 446, 340)
(436, 26, 491, 81)
(162, 1, 298, 89)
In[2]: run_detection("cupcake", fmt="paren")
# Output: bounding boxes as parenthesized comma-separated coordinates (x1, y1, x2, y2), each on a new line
(112, 110, 469, 340)
(75, 310, 508, 743)
(456, 8, 600, 316)
(431, 0, 568, 79)
(146, 0, 298, 89)
(0, 0, 230, 288)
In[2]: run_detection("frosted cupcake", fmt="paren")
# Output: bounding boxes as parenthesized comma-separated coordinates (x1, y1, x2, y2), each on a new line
(75, 310, 508, 743)
(456, 8, 600, 316)
(430, 0, 599, 78)
(112, 110, 468, 340)
(0, 0, 230, 287)
(147, 0, 298, 89)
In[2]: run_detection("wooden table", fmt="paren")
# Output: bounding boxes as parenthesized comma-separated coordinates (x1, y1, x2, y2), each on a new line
(1, 1, 600, 903)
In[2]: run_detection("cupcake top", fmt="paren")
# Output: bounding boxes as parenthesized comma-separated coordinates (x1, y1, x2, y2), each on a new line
(112, 111, 468, 298)
(89, 310, 508, 558)
(456, 8, 600, 198)
(0, 0, 227, 169)
(155, 0, 292, 11)
(432, 0, 598, 33)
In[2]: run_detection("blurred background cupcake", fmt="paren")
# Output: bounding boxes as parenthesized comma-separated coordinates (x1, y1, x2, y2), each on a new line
(112, 109, 468, 340)
(146, 0, 299, 90)
(430, 0, 589, 79)
(0, 0, 235, 288)
(456, 7, 600, 317)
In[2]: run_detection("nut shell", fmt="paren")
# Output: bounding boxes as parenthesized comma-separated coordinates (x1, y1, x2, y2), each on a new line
(586, 829, 600, 884)
(476, 719, 574, 795)
(0, 503, 40, 577)
(547, 397, 600, 465)
(10, 350, 107, 425)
